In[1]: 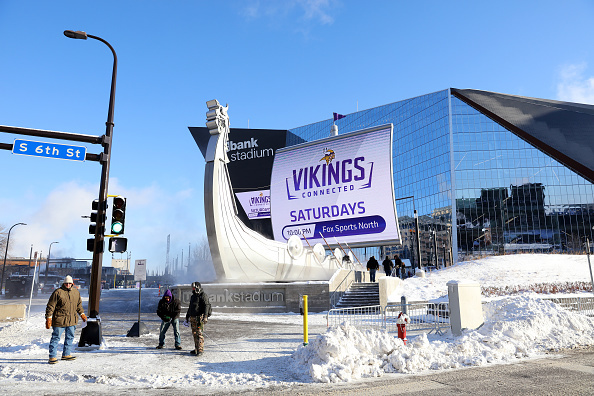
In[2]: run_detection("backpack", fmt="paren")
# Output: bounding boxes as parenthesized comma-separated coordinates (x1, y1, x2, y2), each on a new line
(202, 292, 212, 318)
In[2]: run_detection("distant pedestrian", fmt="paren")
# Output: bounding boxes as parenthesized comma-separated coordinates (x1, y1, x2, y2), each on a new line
(156, 289, 182, 350)
(45, 275, 87, 364)
(185, 282, 211, 356)
(394, 255, 403, 279)
(382, 256, 393, 277)
(367, 256, 380, 282)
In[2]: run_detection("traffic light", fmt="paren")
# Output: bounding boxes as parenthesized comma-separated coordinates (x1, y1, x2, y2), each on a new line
(108, 237, 128, 253)
(87, 199, 106, 253)
(110, 196, 126, 235)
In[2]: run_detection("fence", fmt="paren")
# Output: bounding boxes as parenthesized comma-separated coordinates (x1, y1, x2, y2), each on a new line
(327, 301, 450, 335)
(327, 305, 384, 330)
(542, 296, 594, 316)
(326, 296, 594, 336)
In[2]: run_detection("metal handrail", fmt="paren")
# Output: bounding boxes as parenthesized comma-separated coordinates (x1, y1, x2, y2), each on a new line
(329, 269, 356, 308)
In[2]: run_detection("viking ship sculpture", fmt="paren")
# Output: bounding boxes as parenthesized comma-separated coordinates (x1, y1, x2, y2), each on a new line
(203, 99, 342, 282)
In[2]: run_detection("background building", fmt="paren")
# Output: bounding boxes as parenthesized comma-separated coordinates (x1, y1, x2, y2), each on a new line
(288, 89, 594, 268)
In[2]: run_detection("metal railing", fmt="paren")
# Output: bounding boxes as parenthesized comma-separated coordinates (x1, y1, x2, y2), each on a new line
(543, 296, 594, 316)
(326, 296, 594, 336)
(385, 302, 450, 335)
(329, 269, 355, 309)
(327, 305, 384, 329)
(327, 301, 450, 335)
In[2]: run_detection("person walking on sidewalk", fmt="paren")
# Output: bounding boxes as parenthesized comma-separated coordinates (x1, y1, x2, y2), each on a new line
(156, 289, 182, 350)
(45, 275, 87, 364)
(382, 256, 393, 277)
(185, 282, 211, 356)
(367, 256, 380, 282)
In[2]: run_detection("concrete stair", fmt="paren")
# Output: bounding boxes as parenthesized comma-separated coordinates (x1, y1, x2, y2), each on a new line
(335, 282, 380, 308)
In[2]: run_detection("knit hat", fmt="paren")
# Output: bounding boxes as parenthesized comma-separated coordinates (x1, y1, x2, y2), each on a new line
(63, 275, 73, 284)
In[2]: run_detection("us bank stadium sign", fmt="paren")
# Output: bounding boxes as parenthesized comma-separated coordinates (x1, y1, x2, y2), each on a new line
(178, 287, 285, 307)
(270, 124, 401, 247)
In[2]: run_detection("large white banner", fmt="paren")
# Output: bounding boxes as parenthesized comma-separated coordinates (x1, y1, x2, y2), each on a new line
(235, 190, 271, 219)
(270, 124, 400, 247)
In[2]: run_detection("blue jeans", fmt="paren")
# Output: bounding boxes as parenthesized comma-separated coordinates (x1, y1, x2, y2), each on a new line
(369, 269, 377, 282)
(158, 318, 181, 346)
(49, 325, 76, 358)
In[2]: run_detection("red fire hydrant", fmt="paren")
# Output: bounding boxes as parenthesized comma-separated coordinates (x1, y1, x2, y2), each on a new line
(396, 312, 410, 345)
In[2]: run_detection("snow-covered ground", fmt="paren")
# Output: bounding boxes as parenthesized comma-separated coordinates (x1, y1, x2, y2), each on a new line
(1, 254, 594, 393)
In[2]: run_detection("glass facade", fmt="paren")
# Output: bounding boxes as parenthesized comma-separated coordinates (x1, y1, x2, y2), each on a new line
(288, 89, 594, 268)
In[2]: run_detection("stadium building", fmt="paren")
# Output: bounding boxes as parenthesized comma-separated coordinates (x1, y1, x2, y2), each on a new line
(287, 89, 594, 268)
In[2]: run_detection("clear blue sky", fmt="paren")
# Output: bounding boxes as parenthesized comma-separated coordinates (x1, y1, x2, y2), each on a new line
(1, 0, 593, 274)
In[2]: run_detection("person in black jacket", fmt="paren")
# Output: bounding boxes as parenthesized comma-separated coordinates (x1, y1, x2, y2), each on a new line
(393, 254, 404, 279)
(185, 281, 211, 356)
(366, 256, 380, 282)
(156, 289, 182, 350)
(382, 256, 393, 276)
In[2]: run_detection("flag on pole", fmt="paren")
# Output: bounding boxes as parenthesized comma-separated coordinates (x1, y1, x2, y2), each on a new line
(333, 112, 346, 122)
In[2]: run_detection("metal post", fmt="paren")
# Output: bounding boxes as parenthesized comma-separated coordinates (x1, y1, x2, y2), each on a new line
(587, 239, 594, 295)
(414, 210, 422, 270)
(65, 30, 118, 348)
(28, 244, 33, 276)
(1, 222, 26, 294)
(433, 229, 438, 269)
(45, 241, 58, 287)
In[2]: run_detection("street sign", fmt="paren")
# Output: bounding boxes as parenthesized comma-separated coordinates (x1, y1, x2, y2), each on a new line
(134, 259, 147, 281)
(12, 138, 87, 162)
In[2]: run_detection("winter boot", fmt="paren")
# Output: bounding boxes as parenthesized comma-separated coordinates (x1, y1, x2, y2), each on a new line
(61, 355, 76, 361)
(48, 357, 58, 364)
(156, 345, 164, 349)
(190, 350, 197, 355)
(175, 345, 182, 350)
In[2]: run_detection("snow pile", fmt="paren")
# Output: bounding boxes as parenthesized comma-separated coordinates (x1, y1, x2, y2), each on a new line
(395, 254, 593, 301)
(291, 295, 594, 383)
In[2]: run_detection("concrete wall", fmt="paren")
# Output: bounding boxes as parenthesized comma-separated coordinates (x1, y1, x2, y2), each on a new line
(172, 282, 332, 313)
(0, 304, 26, 321)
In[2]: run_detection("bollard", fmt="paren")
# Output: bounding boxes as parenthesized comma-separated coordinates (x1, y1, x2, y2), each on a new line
(401, 295, 408, 315)
(396, 312, 410, 345)
(303, 295, 308, 346)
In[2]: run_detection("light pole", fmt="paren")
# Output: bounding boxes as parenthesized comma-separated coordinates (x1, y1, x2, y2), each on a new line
(1, 222, 26, 295)
(65, 29, 117, 347)
(45, 241, 59, 287)
(395, 196, 422, 270)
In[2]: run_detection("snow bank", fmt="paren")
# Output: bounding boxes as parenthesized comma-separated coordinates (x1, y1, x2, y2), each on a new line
(290, 295, 594, 383)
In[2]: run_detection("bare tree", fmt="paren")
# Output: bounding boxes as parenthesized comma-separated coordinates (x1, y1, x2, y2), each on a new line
(0, 224, 7, 257)
(187, 236, 216, 282)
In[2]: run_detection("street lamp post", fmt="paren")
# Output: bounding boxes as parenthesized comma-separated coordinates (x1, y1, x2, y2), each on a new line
(45, 241, 59, 287)
(395, 196, 422, 270)
(1, 222, 26, 295)
(65, 30, 117, 347)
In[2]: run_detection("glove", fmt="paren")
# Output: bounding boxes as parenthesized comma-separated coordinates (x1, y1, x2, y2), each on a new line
(201, 314, 208, 324)
(45, 318, 52, 329)
(183, 320, 189, 327)
(163, 316, 171, 322)
(81, 313, 87, 322)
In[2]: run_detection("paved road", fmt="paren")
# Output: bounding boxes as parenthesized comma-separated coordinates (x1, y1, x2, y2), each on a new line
(3, 291, 594, 395)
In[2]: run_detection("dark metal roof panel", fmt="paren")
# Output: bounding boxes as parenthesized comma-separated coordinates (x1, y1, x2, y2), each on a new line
(451, 88, 594, 184)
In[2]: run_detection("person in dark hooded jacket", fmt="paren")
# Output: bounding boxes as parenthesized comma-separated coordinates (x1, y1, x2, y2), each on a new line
(156, 289, 182, 349)
(184, 281, 211, 356)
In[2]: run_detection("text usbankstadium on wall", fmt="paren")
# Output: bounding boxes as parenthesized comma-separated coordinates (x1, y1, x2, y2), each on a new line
(270, 124, 401, 247)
